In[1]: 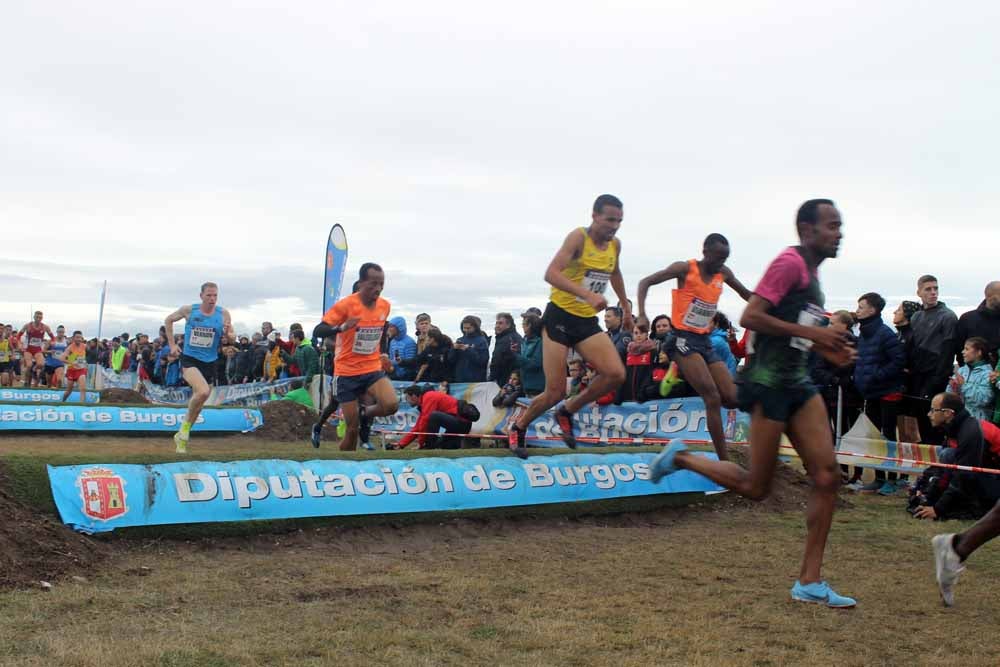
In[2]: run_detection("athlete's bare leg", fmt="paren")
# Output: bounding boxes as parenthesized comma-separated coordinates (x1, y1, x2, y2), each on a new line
(363, 377, 399, 418)
(513, 331, 571, 429)
(673, 353, 732, 459)
(62, 375, 87, 403)
(954, 500, 1000, 560)
(514, 330, 625, 430)
(50, 366, 64, 389)
(675, 395, 839, 584)
(339, 379, 398, 451)
(707, 361, 738, 408)
(673, 403, 782, 498)
(182, 367, 212, 427)
(784, 396, 841, 584)
(340, 400, 362, 451)
(564, 333, 626, 414)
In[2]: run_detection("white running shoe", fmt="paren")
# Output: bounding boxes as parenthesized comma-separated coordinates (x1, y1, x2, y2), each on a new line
(931, 534, 964, 607)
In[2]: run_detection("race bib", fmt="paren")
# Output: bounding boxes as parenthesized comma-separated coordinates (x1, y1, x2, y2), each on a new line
(577, 270, 611, 302)
(189, 326, 216, 349)
(352, 326, 382, 355)
(790, 304, 828, 352)
(681, 297, 717, 331)
(28, 337, 42, 348)
(72, 354, 87, 369)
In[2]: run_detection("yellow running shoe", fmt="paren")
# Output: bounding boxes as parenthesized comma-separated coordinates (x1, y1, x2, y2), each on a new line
(173, 431, 188, 454)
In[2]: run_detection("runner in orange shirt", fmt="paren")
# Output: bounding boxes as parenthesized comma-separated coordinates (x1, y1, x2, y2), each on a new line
(57, 330, 90, 403)
(637, 234, 752, 460)
(313, 263, 399, 451)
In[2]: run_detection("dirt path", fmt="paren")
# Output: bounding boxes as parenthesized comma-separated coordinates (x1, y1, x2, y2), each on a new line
(1, 497, 996, 666)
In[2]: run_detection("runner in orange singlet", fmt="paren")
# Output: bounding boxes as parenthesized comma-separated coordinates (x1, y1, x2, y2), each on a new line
(57, 330, 90, 403)
(313, 263, 399, 451)
(637, 234, 751, 459)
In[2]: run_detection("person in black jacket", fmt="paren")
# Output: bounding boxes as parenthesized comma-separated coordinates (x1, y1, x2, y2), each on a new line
(488, 313, 523, 386)
(450, 315, 490, 382)
(914, 393, 1000, 521)
(234, 337, 254, 383)
(413, 327, 454, 384)
(954, 282, 1000, 367)
(810, 311, 863, 484)
(250, 333, 269, 381)
(854, 292, 908, 494)
(604, 306, 631, 356)
(907, 275, 958, 446)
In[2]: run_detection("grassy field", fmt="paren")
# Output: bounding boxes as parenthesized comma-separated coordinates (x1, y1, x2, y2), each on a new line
(1, 436, 999, 666)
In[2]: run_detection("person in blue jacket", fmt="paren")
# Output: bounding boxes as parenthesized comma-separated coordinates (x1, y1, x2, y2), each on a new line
(853, 291, 907, 495)
(450, 315, 490, 382)
(709, 312, 738, 376)
(385, 316, 417, 381)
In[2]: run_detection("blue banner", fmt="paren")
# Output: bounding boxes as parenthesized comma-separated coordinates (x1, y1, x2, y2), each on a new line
(140, 378, 300, 407)
(0, 403, 262, 432)
(506, 397, 750, 447)
(48, 452, 723, 533)
(323, 224, 348, 315)
(373, 381, 751, 447)
(0, 387, 99, 403)
(97, 367, 136, 389)
(140, 382, 192, 405)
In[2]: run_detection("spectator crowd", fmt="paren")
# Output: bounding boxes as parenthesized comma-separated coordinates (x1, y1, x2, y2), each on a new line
(3, 275, 1000, 521)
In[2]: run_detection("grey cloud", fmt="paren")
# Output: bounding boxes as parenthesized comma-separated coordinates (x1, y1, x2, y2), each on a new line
(2, 1, 998, 334)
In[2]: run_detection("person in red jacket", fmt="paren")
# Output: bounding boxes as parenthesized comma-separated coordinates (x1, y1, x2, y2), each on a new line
(396, 385, 478, 450)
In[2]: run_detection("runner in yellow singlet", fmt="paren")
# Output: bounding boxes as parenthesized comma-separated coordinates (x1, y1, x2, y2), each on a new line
(0, 327, 11, 387)
(507, 194, 633, 458)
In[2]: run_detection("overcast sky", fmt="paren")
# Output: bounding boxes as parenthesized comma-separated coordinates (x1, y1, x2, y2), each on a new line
(3, 1, 998, 341)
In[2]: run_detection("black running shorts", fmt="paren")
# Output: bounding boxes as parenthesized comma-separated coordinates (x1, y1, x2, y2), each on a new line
(542, 302, 604, 348)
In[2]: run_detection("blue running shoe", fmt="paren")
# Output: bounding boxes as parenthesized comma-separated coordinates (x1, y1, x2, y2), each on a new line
(877, 481, 899, 496)
(790, 580, 856, 608)
(648, 439, 687, 484)
(310, 423, 322, 449)
(360, 441, 375, 451)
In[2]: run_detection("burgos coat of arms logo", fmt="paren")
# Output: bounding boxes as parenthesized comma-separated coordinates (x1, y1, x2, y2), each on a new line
(78, 467, 128, 522)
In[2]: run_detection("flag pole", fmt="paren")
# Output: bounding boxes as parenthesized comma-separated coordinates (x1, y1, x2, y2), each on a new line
(97, 281, 108, 340)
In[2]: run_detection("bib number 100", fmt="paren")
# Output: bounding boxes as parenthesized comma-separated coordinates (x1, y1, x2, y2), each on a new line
(577, 270, 611, 302)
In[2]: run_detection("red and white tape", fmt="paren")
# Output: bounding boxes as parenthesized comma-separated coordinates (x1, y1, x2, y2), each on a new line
(370, 428, 1000, 476)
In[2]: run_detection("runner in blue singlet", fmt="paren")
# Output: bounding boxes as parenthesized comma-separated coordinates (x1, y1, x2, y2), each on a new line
(164, 282, 233, 453)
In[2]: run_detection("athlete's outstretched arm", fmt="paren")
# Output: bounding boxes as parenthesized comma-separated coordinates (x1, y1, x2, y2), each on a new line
(164, 305, 192, 353)
(636, 261, 687, 321)
(609, 240, 633, 329)
(722, 267, 752, 302)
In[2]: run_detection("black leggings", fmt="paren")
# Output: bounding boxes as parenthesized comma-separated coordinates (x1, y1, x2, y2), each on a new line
(316, 397, 339, 428)
(866, 398, 903, 481)
(424, 412, 472, 449)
